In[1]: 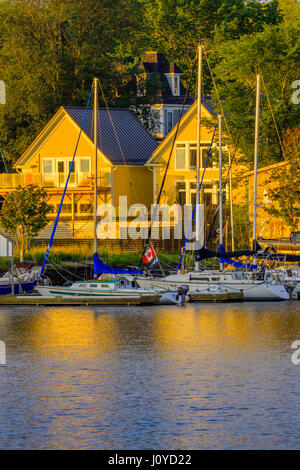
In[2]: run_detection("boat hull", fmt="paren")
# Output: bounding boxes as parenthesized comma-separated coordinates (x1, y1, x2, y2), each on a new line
(35, 285, 159, 305)
(136, 276, 290, 301)
(0, 281, 36, 295)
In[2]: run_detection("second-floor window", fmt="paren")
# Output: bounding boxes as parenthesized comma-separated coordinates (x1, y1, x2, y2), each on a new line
(175, 144, 186, 169)
(175, 143, 219, 170)
(41, 157, 92, 187)
(42, 157, 91, 174)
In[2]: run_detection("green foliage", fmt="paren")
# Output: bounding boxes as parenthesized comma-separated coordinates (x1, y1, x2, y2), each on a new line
(136, 0, 282, 94)
(129, 72, 162, 134)
(0, 184, 51, 259)
(231, 204, 252, 250)
(263, 129, 300, 230)
(211, 21, 300, 166)
(0, 0, 297, 168)
(24, 246, 180, 269)
(278, 0, 300, 26)
(0, 0, 144, 163)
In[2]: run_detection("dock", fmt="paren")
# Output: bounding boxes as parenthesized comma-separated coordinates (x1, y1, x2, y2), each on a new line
(0, 294, 160, 306)
(189, 292, 244, 302)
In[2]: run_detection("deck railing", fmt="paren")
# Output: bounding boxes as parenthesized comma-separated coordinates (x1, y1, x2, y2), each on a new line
(0, 172, 111, 190)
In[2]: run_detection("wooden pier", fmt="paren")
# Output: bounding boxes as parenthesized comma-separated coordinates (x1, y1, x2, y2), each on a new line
(189, 292, 244, 302)
(0, 294, 160, 306)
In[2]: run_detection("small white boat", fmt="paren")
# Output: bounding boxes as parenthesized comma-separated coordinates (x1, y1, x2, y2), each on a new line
(136, 270, 290, 301)
(36, 275, 188, 305)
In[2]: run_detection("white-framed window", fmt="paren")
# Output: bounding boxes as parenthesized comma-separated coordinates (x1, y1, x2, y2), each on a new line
(68, 161, 75, 173)
(164, 73, 181, 97)
(79, 158, 90, 173)
(41, 156, 92, 188)
(189, 144, 197, 169)
(175, 144, 186, 170)
(42, 157, 91, 174)
(163, 109, 181, 136)
(173, 76, 180, 96)
(175, 180, 217, 206)
(42, 159, 53, 173)
(174, 142, 219, 171)
(57, 160, 65, 173)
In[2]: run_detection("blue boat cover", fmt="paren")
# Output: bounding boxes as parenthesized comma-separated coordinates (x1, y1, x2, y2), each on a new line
(219, 244, 257, 270)
(93, 253, 143, 276)
(0, 280, 36, 295)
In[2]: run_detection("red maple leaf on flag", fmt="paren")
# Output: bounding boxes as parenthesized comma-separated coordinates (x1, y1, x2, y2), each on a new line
(142, 246, 156, 264)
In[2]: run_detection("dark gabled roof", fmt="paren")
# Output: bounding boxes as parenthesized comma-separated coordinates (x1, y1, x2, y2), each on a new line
(139, 52, 182, 75)
(138, 51, 194, 105)
(65, 107, 158, 165)
(201, 99, 215, 116)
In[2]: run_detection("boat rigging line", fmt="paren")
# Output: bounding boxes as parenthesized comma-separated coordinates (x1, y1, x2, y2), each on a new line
(38, 84, 94, 280)
(176, 122, 218, 273)
(139, 57, 197, 267)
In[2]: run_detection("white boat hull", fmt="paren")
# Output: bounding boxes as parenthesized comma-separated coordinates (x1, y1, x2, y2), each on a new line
(35, 284, 184, 305)
(136, 274, 290, 301)
(36, 285, 155, 301)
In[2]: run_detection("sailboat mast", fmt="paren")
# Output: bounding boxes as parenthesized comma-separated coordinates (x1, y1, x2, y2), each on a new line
(229, 148, 235, 251)
(93, 77, 99, 258)
(253, 73, 260, 254)
(195, 44, 203, 272)
(218, 113, 223, 271)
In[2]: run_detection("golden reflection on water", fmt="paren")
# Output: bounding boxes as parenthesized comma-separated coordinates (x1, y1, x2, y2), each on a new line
(0, 302, 300, 449)
(26, 307, 119, 358)
(11, 303, 300, 360)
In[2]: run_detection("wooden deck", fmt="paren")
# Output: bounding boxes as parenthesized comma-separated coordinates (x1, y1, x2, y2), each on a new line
(0, 294, 160, 306)
(189, 292, 244, 302)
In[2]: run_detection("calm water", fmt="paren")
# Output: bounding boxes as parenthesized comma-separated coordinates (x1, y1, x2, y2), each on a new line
(0, 301, 300, 449)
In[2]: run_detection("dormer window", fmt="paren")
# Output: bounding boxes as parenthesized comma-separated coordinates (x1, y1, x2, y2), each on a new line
(173, 76, 179, 96)
(165, 73, 180, 96)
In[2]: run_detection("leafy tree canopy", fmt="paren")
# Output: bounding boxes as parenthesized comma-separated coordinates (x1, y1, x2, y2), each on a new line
(263, 128, 300, 230)
(0, 184, 51, 260)
(0, 0, 144, 164)
(0, 0, 298, 169)
(211, 21, 300, 166)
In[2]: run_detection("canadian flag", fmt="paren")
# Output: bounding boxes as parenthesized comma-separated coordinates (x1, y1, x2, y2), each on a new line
(142, 245, 156, 264)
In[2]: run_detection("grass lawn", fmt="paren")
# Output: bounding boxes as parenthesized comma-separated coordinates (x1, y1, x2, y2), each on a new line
(0, 245, 183, 271)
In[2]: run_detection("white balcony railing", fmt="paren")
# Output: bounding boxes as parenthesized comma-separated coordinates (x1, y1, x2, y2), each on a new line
(0, 172, 111, 190)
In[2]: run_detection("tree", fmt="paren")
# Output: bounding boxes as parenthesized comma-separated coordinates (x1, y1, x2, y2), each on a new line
(0, 0, 294, 166)
(129, 72, 162, 135)
(278, 0, 300, 27)
(0, 0, 144, 165)
(263, 128, 300, 230)
(211, 21, 300, 167)
(0, 184, 51, 260)
(131, 0, 282, 95)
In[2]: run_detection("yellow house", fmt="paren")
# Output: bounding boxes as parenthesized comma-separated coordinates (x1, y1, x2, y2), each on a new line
(146, 99, 227, 208)
(238, 161, 300, 240)
(0, 106, 156, 240)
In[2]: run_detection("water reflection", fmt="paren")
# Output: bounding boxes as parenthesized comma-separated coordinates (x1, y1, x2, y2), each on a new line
(0, 302, 300, 449)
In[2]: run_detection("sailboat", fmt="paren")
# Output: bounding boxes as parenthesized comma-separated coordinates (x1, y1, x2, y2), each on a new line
(0, 261, 41, 295)
(135, 51, 289, 301)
